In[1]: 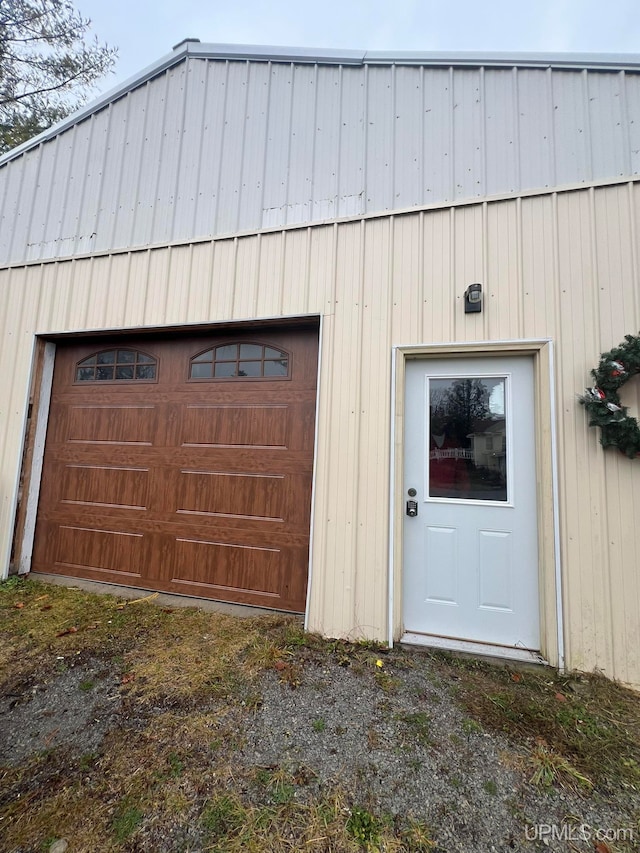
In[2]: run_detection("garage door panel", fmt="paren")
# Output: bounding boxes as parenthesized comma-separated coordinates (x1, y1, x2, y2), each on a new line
(64, 403, 159, 446)
(43, 522, 145, 579)
(176, 469, 287, 522)
(169, 539, 307, 610)
(32, 327, 318, 613)
(172, 537, 283, 595)
(180, 404, 289, 448)
(58, 463, 151, 512)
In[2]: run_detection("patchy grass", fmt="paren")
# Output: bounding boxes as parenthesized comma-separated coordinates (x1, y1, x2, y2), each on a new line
(1, 578, 639, 851)
(396, 711, 432, 747)
(430, 651, 640, 793)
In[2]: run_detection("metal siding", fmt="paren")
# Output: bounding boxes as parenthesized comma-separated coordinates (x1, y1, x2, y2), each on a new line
(4, 60, 640, 265)
(393, 67, 424, 210)
(173, 60, 208, 239)
(452, 69, 485, 200)
(365, 66, 394, 213)
(357, 218, 393, 632)
(626, 72, 640, 176)
(587, 71, 627, 179)
(422, 68, 455, 203)
(237, 62, 271, 231)
(310, 67, 342, 221)
(261, 63, 294, 229)
(516, 69, 555, 189)
(285, 65, 318, 225)
(484, 70, 519, 195)
(192, 61, 229, 240)
(1, 182, 640, 685)
(336, 67, 366, 218)
(551, 70, 591, 186)
(421, 209, 453, 342)
(74, 109, 110, 257)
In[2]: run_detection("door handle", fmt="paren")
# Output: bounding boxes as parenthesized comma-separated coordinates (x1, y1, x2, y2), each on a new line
(406, 500, 418, 517)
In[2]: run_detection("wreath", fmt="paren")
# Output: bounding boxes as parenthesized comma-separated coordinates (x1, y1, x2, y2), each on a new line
(579, 333, 640, 458)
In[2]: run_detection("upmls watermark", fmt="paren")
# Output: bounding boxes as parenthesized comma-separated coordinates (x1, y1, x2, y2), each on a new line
(525, 823, 635, 844)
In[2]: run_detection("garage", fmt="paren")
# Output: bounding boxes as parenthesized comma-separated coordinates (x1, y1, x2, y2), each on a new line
(31, 326, 318, 613)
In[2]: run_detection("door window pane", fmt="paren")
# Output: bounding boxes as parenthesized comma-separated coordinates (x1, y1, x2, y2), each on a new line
(429, 377, 507, 501)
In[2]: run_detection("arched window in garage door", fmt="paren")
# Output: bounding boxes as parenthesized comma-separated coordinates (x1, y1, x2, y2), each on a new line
(189, 342, 290, 379)
(75, 349, 157, 382)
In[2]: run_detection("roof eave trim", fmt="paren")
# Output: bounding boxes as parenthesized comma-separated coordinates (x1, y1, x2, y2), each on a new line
(0, 45, 189, 167)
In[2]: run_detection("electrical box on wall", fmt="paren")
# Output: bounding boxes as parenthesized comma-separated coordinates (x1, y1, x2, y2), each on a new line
(464, 283, 482, 313)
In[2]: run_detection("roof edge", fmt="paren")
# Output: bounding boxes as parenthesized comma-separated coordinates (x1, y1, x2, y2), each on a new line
(2, 41, 640, 167)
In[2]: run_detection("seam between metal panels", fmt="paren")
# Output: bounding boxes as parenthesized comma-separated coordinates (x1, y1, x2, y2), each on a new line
(2, 176, 639, 274)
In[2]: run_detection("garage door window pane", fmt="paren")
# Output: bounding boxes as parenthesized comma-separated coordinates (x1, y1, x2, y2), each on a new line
(239, 344, 263, 358)
(190, 343, 291, 380)
(264, 359, 288, 376)
(192, 362, 214, 379)
(75, 349, 157, 382)
(136, 364, 156, 379)
(214, 362, 237, 378)
(215, 344, 238, 361)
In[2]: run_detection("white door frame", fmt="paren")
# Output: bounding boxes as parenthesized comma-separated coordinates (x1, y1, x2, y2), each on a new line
(388, 339, 564, 670)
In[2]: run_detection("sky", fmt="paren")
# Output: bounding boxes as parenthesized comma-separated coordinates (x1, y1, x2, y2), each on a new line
(78, 0, 640, 97)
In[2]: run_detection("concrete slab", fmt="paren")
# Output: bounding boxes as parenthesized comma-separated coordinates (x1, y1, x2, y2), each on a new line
(29, 573, 302, 620)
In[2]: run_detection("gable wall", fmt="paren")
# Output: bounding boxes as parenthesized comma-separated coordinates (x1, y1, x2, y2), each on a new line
(1, 180, 639, 689)
(1, 58, 640, 265)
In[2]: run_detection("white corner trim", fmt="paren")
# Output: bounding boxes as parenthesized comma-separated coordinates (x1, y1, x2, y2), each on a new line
(547, 341, 566, 673)
(18, 342, 55, 575)
(387, 346, 398, 649)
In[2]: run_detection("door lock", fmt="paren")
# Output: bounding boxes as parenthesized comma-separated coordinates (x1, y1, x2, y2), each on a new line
(406, 499, 418, 517)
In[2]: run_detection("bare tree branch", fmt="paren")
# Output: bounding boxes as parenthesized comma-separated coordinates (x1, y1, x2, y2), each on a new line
(0, 0, 117, 153)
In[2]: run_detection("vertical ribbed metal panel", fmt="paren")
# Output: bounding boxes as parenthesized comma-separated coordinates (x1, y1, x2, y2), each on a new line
(4, 59, 640, 265)
(1, 181, 640, 685)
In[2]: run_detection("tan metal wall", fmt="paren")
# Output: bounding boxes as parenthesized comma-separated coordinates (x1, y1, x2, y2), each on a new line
(1, 178, 639, 688)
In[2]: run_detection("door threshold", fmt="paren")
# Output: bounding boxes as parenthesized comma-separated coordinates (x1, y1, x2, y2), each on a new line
(401, 631, 548, 665)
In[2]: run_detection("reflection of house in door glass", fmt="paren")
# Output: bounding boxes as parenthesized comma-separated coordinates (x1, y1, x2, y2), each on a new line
(429, 377, 507, 501)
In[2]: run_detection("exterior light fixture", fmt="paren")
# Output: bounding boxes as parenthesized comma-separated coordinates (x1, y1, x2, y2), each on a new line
(464, 282, 482, 313)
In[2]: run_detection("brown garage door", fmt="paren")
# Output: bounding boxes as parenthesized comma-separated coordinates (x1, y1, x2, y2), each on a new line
(31, 327, 318, 612)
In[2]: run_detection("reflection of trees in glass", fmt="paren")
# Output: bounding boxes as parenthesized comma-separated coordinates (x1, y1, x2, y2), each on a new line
(432, 379, 490, 443)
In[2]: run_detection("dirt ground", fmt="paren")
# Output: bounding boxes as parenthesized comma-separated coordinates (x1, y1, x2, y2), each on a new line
(1, 579, 639, 853)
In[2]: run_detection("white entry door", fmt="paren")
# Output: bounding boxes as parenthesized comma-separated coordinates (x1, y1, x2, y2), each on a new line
(403, 355, 540, 650)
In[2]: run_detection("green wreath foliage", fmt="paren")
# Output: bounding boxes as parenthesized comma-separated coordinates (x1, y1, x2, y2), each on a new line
(579, 333, 640, 458)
